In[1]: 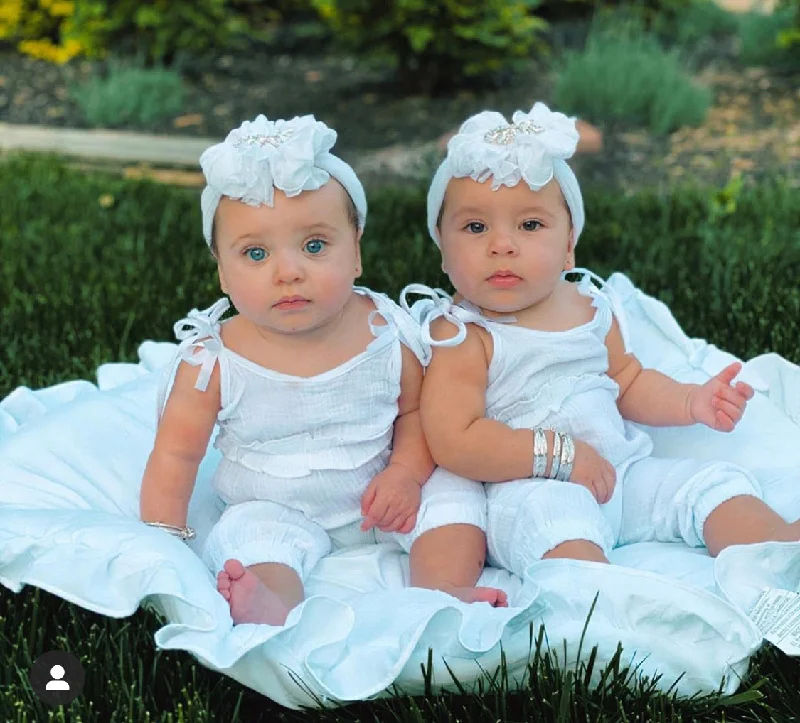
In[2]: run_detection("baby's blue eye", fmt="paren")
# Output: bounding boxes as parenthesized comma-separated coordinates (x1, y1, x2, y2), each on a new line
(305, 239, 326, 254)
(466, 222, 485, 234)
(246, 247, 266, 261)
(522, 220, 542, 232)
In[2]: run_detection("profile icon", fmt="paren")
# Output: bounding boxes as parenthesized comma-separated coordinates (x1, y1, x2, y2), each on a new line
(30, 650, 85, 706)
(46, 664, 70, 690)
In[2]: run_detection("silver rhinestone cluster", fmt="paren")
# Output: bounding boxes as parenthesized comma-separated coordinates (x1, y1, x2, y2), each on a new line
(233, 128, 295, 148)
(484, 119, 544, 145)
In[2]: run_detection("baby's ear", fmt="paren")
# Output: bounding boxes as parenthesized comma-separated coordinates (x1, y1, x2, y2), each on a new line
(354, 232, 363, 276)
(217, 264, 229, 294)
(564, 231, 576, 271)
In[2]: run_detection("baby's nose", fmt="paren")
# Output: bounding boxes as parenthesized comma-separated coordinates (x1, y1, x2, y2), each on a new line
(273, 255, 304, 282)
(488, 235, 517, 254)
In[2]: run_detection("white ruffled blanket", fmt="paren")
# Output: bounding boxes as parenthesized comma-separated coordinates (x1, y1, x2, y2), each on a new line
(2, 273, 799, 709)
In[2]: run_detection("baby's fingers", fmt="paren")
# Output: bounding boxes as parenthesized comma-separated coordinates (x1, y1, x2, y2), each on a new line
(594, 474, 610, 504)
(713, 408, 737, 433)
(398, 514, 417, 534)
(379, 510, 408, 533)
(716, 383, 750, 409)
(360, 484, 377, 517)
(361, 496, 389, 531)
(735, 381, 754, 400)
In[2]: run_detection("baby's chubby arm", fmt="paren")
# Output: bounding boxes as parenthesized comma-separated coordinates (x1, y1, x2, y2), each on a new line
(386, 344, 436, 485)
(420, 317, 538, 482)
(360, 345, 434, 532)
(420, 316, 616, 500)
(139, 359, 220, 527)
(606, 317, 753, 431)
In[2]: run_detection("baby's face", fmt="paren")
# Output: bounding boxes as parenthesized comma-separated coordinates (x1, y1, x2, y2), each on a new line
(438, 177, 574, 315)
(214, 179, 362, 335)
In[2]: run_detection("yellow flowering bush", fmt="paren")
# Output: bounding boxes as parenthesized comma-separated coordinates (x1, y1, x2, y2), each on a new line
(0, 0, 105, 63)
(0, 0, 248, 64)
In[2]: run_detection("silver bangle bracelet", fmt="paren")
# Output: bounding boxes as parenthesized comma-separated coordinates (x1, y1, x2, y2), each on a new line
(557, 434, 575, 481)
(550, 431, 562, 480)
(145, 521, 196, 542)
(533, 427, 548, 478)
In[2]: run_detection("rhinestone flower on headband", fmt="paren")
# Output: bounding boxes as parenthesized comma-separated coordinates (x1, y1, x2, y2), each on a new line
(231, 127, 295, 149)
(447, 102, 579, 190)
(484, 118, 543, 145)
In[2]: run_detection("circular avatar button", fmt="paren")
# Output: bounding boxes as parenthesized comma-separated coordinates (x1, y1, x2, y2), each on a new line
(29, 650, 86, 707)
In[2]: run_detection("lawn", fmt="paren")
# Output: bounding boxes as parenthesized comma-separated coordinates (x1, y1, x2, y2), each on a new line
(1, 154, 799, 721)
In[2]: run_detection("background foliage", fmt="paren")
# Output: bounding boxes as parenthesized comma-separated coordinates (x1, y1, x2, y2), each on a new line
(308, 0, 546, 92)
(5, 0, 794, 92)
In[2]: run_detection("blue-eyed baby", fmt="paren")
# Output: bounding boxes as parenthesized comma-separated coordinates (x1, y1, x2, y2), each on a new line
(140, 114, 506, 626)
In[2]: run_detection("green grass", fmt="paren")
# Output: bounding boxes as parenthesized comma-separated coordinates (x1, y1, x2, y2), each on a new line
(1, 154, 800, 720)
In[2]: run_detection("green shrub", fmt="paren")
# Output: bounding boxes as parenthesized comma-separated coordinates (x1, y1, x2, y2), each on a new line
(652, 0, 740, 45)
(309, 0, 547, 92)
(72, 65, 185, 128)
(554, 23, 711, 136)
(738, 6, 800, 69)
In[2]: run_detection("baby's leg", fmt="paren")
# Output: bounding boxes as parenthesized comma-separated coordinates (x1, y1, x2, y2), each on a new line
(379, 467, 507, 606)
(618, 456, 796, 556)
(409, 524, 507, 606)
(703, 496, 800, 556)
(203, 500, 331, 626)
(542, 540, 608, 563)
(487, 478, 614, 571)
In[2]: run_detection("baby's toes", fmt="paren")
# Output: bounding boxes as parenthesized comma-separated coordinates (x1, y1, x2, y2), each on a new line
(217, 570, 231, 592)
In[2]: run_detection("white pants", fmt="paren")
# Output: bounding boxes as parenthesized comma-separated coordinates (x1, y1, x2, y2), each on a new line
(202, 466, 486, 579)
(486, 456, 763, 577)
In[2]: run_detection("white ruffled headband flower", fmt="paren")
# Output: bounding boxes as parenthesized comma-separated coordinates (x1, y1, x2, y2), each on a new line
(427, 102, 585, 247)
(200, 114, 367, 246)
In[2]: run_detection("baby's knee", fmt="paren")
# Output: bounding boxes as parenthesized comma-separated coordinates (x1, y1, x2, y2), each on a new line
(542, 539, 609, 563)
(385, 467, 487, 553)
(487, 480, 613, 575)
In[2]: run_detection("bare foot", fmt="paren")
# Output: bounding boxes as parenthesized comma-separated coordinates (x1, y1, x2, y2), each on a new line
(444, 585, 509, 608)
(217, 559, 291, 626)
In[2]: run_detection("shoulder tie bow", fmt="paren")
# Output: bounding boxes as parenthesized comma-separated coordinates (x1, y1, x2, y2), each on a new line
(173, 298, 231, 391)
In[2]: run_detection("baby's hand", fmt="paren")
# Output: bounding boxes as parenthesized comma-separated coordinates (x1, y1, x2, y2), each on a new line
(568, 438, 616, 504)
(688, 362, 754, 433)
(360, 463, 422, 534)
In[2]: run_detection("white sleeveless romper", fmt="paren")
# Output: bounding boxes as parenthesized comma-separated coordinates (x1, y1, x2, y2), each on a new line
(406, 271, 762, 577)
(159, 286, 486, 580)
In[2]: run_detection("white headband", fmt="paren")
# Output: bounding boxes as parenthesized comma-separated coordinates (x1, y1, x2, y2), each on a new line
(200, 114, 367, 245)
(427, 102, 584, 247)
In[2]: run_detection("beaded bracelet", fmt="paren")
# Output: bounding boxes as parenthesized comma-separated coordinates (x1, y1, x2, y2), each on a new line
(145, 521, 196, 542)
